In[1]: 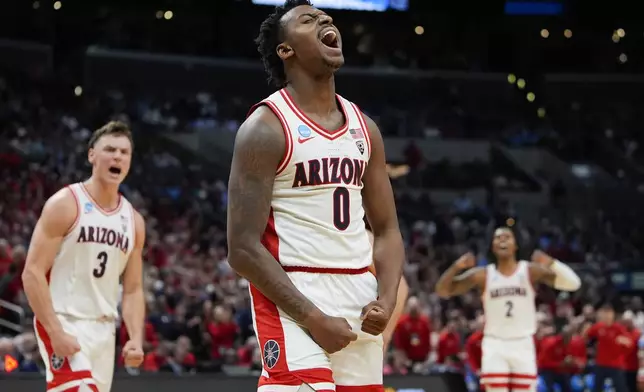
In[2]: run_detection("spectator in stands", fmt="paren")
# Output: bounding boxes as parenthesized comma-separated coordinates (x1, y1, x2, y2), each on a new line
(621, 311, 641, 392)
(436, 318, 462, 370)
(12, 330, 41, 372)
(163, 336, 196, 374)
(393, 296, 431, 369)
(585, 303, 631, 392)
(207, 305, 238, 362)
(144, 341, 171, 373)
(538, 324, 586, 392)
(464, 316, 484, 391)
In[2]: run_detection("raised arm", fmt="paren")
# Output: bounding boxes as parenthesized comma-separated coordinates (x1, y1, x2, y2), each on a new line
(359, 113, 405, 335)
(529, 250, 581, 291)
(22, 188, 81, 356)
(435, 252, 486, 299)
(227, 107, 322, 326)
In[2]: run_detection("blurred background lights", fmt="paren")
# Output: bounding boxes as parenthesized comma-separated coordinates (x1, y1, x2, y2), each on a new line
(564, 29, 572, 38)
(537, 108, 546, 118)
(507, 74, 516, 84)
(517, 78, 526, 89)
(540, 29, 549, 38)
(527, 92, 536, 102)
(619, 53, 628, 63)
(414, 26, 424, 35)
(74, 86, 83, 96)
(156, 11, 164, 19)
(164, 10, 173, 20)
(617, 28, 625, 38)
(53, 1, 61, 10)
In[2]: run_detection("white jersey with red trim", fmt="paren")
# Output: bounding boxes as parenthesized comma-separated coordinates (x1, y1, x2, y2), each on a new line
(48, 182, 135, 319)
(249, 88, 372, 270)
(483, 261, 537, 339)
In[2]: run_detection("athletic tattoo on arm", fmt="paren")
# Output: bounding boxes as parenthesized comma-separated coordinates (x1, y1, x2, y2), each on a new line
(227, 107, 322, 325)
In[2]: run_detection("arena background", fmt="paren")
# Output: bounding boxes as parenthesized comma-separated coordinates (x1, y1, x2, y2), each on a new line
(1, 0, 644, 391)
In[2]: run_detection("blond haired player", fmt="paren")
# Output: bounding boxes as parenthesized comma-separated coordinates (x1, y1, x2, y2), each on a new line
(436, 227, 581, 392)
(22, 121, 146, 392)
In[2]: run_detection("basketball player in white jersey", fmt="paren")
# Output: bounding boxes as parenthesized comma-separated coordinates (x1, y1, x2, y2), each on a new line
(435, 227, 581, 392)
(22, 121, 146, 392)
(227, 1, 405, 391)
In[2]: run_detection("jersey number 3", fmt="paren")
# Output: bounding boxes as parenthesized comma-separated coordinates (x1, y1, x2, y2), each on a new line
(94, 251, 108, 278)
(505, 300, 514, 318)
(333, 187, 350, 231)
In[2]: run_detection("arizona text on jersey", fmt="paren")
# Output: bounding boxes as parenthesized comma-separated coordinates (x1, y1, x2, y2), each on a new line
(46, 182, 135, 320)
(248, 89, 373, 270)
(483, 261, 537, 339)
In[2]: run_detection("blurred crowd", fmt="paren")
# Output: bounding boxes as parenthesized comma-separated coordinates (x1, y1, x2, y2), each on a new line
(1, 58, 644, 392)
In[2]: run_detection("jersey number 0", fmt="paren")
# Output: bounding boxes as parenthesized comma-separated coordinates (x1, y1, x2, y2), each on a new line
(333, 187, 350, 231)
(94, 251, 108, 278)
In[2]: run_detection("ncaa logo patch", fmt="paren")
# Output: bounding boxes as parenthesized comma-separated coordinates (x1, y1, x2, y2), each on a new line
(263, 339, 280, 369)
(356, 140, 365, 155)
(297, 125, 312, 138)
(84, 202, 93, 214)
(51, 354, 65, 370)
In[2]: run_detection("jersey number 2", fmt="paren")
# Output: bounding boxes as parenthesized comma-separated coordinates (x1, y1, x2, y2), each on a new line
(505, 300, 514, 318)
(94, 251, 108, 278)
(333, 187, 350, 231)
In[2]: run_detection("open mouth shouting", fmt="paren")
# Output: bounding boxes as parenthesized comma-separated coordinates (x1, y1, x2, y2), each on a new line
(319, 27, 341, 54)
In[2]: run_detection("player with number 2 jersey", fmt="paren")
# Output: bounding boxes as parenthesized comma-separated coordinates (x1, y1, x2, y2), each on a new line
(435, 227, 581, 392)
(22, 121, 146, 392)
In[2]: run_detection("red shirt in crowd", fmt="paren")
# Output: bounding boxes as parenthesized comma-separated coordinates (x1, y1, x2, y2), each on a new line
(143, 351, 196, 372)
(208, 321, 238, 359)
(437, 330, 462, 365)
(143, 351, 167, 372)
(624, 327, 641, 372)
(465, 330, 483, 373)
(393, 313, 431, 362)
(538, 335, 587, 373)
(585, 322, 631, 368)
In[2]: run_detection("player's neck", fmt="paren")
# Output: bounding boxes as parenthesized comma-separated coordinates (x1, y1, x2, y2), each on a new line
(83, 178, 121, 209)
(496, 259, 518, 274)
(286, 74, 336, 116)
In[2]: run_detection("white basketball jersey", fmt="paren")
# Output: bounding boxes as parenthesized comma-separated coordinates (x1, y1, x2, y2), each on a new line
(48, 183, 135, 319)
(483, 261, 536, 339)
(249, 88, 372, 270)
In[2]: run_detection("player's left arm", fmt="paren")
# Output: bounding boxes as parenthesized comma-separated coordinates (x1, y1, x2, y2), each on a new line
(528, 249, 581, 291)
(361, 114, 405, 314)
(121, 210, 146, 346)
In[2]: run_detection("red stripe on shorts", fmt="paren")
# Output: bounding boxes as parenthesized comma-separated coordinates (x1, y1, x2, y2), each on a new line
(258, 367, 335, 386)
(35, 318, 96, 390)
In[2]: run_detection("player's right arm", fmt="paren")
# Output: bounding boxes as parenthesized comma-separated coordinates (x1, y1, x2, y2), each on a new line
(434, 252, 485, 299)
(227, 107, 356, 353)
(22, 188, 81, 356)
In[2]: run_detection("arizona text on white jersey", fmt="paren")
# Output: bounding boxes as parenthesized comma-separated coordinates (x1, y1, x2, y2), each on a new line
(248, 89, 372, 270)
(483, 261, 537, 339)
(46, 183, 135, 320)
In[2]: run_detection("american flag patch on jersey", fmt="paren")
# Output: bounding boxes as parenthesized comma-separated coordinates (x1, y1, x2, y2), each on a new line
(349, 128, 365, 139)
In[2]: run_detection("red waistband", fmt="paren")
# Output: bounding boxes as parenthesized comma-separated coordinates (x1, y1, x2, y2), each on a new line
(282, 265, 370, 275)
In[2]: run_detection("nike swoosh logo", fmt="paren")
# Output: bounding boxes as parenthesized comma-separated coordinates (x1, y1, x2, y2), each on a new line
(298, 136, 314, 143)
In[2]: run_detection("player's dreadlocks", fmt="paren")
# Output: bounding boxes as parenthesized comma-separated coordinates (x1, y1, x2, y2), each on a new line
(255, 0, 312, 88)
